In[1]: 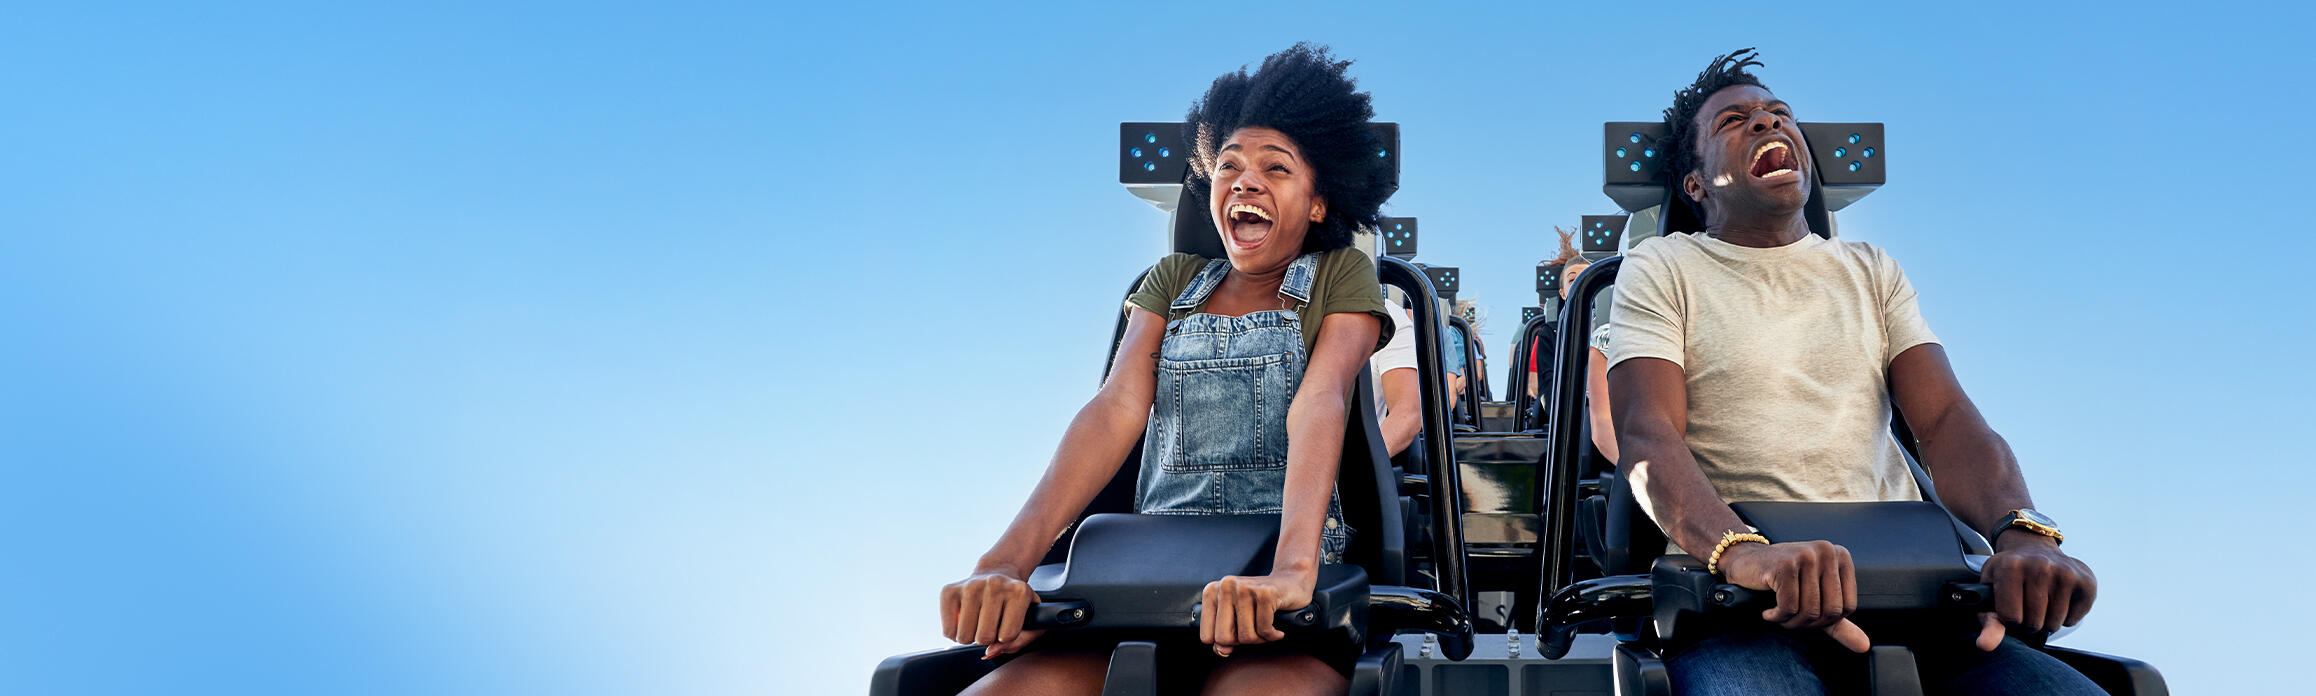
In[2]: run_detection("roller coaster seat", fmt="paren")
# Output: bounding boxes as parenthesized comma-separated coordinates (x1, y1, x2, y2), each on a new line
(872, 186, 1475, 696)
(1538, 198, 2163, 696)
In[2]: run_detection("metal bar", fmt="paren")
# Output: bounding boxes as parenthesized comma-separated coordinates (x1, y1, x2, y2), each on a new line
(1538, 257, 1621, 598)
(1378, 255, 1470, 611)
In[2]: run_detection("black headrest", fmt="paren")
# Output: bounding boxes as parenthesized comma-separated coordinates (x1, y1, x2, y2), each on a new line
(1171, 189, 1228, 259)
(1579, 214, 1630, 261)
(1652, 177, 1834, 240)
(1604, 120, 1885, 241)
(1128, 121, 1405, 258)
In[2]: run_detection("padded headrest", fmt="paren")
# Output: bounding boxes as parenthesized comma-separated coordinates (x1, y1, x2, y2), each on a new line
(1606, 120, 1882, 241)
(1171, 188, 1227, 259)
(1653, 177, 1835, 239)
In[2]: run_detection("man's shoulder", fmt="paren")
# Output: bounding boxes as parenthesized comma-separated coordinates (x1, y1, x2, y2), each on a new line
(1621, 232, 1708, 274)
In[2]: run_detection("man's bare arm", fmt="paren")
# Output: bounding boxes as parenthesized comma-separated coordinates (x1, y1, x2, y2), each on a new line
(1378, 367, 1421, 456)
(1885, 344, 2035, 540)
(1610, 356, 1867, 650)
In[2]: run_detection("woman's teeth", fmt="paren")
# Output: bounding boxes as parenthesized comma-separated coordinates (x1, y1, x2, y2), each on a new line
(1227, 203, 1272, 221)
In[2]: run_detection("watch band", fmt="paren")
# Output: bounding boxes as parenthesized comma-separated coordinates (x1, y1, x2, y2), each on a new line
(1994, 510, 2064, 544)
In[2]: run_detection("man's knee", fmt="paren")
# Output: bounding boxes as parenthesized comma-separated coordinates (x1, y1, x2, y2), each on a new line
(1934, 637, 2104, 696)
(1667, 631, 1828, 696)
(960, 650, 1107, 696)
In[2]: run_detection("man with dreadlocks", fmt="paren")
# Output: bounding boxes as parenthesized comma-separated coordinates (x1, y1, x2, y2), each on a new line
(937, 43, 1394, 695)
(1604, 49, 2103, 694)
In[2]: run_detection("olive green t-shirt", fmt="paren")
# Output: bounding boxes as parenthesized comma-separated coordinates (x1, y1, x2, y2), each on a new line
(1125, 247, 1394, 358)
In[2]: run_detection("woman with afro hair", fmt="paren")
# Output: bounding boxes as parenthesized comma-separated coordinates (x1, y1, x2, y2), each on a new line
(937, 43, 1397, 695)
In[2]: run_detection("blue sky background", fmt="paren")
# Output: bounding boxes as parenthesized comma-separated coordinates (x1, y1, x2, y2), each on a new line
(3, 2, 2310, 694)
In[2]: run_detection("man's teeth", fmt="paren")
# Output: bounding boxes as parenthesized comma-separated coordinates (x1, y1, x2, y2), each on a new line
(1754, 141, 1789, 161)
(1228, 204, 1271, 221)
(1761, 168, 1794, 177)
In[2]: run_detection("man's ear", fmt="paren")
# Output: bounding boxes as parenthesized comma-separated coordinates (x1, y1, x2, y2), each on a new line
(1681, 172, 1707, 209)
(1309, 196, 1327, 224)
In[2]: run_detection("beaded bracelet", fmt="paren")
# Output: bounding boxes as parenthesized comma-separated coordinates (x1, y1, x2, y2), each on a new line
(1707, 531, 1770, 576)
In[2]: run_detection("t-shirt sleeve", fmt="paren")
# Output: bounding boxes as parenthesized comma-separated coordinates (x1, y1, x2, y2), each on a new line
(1318, 249, 1394, 352)
(1605, 247, 1687, 370)
(1370, 303, 1418, 374)
(1125, 253, 1201, 318)
(1874, 248, 1941, 362)
(1445, 328, 1468, 376)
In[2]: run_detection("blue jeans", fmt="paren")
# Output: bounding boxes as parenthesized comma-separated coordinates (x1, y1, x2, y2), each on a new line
(1666, 631, 2105, 696)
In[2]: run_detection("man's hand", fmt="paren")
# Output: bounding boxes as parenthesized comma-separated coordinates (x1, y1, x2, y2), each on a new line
(940, 568, 1044, 659)
(1716, 540, 1870, 652)
(1198, 571, 1315, 656)
(1974, 533, 2095, 651)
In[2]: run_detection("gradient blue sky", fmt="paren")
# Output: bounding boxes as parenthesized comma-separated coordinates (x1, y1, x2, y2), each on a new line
(3, 2, 2310, 694)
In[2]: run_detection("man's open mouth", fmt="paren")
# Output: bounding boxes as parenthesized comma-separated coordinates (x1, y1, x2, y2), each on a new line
(1749, 140, 1800, 180)
(1226, 202, 1274, 247)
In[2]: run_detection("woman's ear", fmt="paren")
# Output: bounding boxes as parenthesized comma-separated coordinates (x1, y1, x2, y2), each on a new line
(1309, 196, 1327, 224)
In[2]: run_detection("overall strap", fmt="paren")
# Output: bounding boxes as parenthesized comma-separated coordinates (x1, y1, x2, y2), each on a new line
(1279, 252, 1322, 307)
(1169, 257, 1233, 312)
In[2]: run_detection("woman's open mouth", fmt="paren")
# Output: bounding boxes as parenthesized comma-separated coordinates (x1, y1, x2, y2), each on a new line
(1225, 202, 1274, 248)
(1749, 140, 1800, 181)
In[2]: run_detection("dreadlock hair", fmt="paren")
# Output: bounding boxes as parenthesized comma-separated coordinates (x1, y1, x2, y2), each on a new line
(1661, 48, 1769, 221)
(1546, 227, 1584, 266)
(1184, 43, 1391, 253)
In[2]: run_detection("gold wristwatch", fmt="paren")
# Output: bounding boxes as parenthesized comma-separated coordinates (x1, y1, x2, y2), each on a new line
(1993, 509, 2063, 544)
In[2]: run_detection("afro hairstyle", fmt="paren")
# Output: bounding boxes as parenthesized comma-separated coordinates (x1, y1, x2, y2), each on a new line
(1183, 43, 1391, 253)
(1661, 47, 1770, 220)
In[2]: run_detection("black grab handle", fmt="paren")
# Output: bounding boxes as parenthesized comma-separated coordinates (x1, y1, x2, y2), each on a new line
(1188, 603, 1323, 628)
(1704, 581, 1994, 613)
(1023, 599, 1094, 630)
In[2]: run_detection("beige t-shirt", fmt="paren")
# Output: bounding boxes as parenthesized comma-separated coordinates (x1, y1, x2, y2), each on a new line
(1606, 232, 1939, 523)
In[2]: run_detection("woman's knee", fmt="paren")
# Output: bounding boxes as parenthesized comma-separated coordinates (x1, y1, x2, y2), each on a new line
(1201, 653, 1347, 696)
(960, 650, 1108, 696)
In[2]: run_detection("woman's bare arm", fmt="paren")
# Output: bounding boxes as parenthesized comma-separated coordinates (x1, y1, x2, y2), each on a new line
(971, 308, 1165, 577)
(1378, 367, 1421, 456)
(1274, 312, 1381, 577)
(1586, 346, 1619, 464)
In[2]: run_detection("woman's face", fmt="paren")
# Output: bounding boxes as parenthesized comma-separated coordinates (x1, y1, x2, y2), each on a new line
(1560, 262, 1591, 299)
(1209, 127, 1325, 274)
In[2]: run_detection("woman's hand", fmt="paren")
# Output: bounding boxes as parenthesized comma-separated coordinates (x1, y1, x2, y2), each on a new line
(1198, 571, 1315, 656)
(940, 568, 1044, 659)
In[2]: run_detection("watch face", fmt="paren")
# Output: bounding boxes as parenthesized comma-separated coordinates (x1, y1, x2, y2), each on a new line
(2019, 509, 2057, 527)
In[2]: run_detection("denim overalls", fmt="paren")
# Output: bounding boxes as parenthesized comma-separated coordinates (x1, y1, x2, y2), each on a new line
(1136, 253, 1351, 564)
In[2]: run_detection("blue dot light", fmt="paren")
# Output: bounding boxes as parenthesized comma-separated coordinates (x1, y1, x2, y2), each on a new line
(1629, 161, 1641, 172)
(1144, 162, 1157, 172)
(1644, 148, 1655, 158)
(1630, 133, 1643, 144)
(1862, 147, 1874, 158)
(1848, 161, 1861, 171)
(1131, 147, 1143, 158)
(1378, 149, 1389, 158)
(1848, 133, 1861, 144)
(1159, 147, 1170, 158)
(1616, 147, 1627, 157)
(1834, 147, 1846, 158)
(1145, 133, 1157, 144)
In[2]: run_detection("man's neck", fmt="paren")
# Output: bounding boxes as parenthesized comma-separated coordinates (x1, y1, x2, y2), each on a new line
(1706, 210, 1811, 248)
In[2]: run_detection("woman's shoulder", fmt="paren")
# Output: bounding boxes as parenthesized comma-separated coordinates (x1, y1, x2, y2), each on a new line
(1144, 252, 1216, 288)
(1313, 246, 1377, 272)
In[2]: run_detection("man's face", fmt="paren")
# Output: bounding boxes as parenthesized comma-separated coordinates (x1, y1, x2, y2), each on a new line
(1209, 127, 1325, 272)
(1683, 84, 1812, 221)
